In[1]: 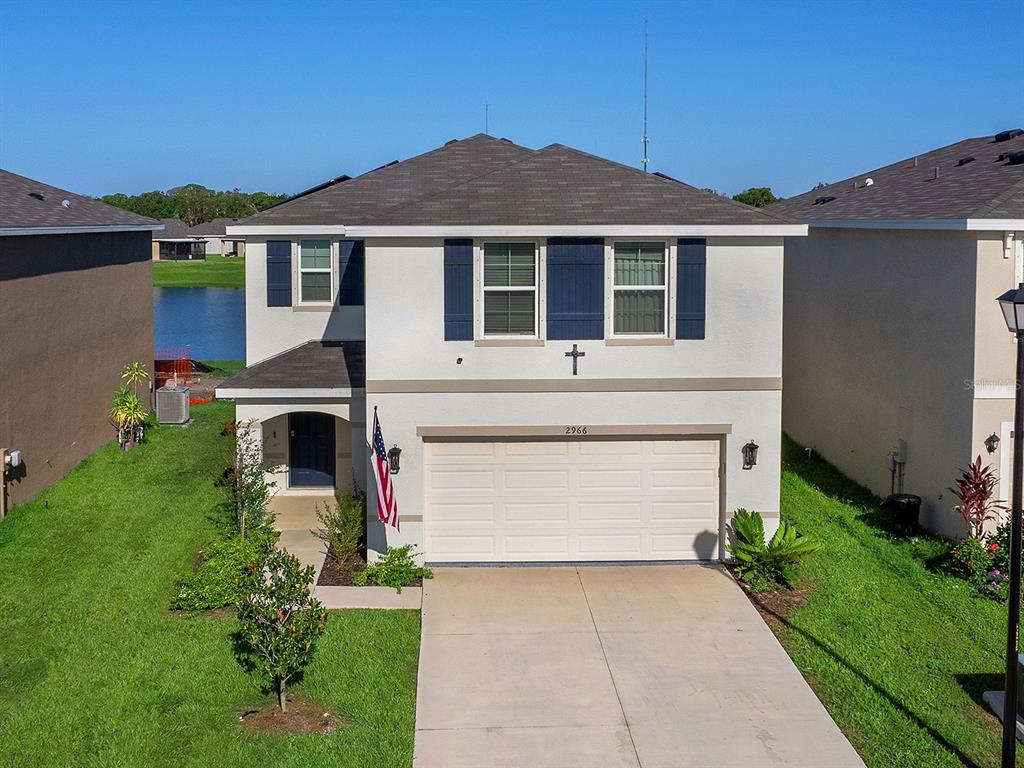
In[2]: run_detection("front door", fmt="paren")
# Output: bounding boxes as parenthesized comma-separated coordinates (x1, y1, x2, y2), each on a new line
(289, 412, 336, 487)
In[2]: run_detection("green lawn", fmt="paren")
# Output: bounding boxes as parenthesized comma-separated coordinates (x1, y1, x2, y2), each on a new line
(199, 359, 247, 377)
(777, 436, 1017, 768)
(0, 401, 419, 768)
(153, 254, 245, 288)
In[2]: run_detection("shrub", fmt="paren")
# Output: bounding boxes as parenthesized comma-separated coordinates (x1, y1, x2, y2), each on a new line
(947, 537, 994, 589)
(317, 489, 366, 579)
(726, 509, 821, 592)
(950, 456, 1002, 539)
(236, 542, 327, 712)
(171, 527, 275, 613)
(352, 545, 432, 593)
(230, 420, 276, 538)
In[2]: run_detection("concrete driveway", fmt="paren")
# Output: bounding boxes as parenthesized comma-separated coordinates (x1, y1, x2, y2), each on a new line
(414, 565, 863, 768)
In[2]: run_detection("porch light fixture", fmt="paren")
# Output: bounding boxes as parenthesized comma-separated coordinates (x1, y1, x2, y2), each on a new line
(986, 433, 1001, 454)
(995, 282, 1024, 768)
(741, 440, 759, 470)
(387, 444, 402, 475)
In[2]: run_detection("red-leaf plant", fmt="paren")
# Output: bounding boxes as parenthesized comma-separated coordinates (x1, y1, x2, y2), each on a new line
(950, 455, 1004, 539)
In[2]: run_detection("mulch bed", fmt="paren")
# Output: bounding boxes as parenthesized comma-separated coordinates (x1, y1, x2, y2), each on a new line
(239, 696, 343, 735)
(727, 566, 809, 632)
(315, 541, 423, 588)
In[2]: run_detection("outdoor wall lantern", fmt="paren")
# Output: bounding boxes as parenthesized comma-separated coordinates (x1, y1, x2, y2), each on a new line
(388, 444, 402, 475)
(741, 440, 759, 470)
(986, 433, 1001, 454)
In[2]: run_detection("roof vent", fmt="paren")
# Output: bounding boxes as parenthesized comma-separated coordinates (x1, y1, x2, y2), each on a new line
(813, 195, 836, 205)
(444, 139, 459, 146)
(28, 191, 44, 201)
(498, 137, 513, 143)
(1006, 150, 1024, 166)
(995, 129, 1024, 142)
(956, 156, 975, 166)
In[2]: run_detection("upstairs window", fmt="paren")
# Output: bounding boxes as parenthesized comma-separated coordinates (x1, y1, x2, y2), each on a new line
(483, 242, 537, 335)
(613, 241, 667, 335)
(299, 239, 332, 302)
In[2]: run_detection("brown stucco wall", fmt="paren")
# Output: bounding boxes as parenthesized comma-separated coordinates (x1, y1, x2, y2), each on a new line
(0, 231, 153, 506)
(783, 227, 980, 537)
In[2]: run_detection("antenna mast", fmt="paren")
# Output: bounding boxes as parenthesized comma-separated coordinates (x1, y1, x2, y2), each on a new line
(642, 16, 649, 172)
(485, 103, 489, 136)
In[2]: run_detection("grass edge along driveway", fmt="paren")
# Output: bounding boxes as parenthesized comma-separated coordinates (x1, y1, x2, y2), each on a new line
(774, 435, 1019, 768)
(0, 401, 420, 768)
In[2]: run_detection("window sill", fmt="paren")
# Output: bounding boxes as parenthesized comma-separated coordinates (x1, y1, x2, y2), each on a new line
(605, 337, 675, 346)
(293, 304, 335, 313)
(474, 338, 546, 347)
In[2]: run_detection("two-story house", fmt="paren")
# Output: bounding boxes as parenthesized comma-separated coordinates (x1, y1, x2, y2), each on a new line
(771, 129, 1024, 537)
(217, 134, 804, 562)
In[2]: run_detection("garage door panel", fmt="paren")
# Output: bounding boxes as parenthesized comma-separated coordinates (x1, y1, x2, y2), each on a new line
(505, 470, 569, 489)
(505, 502, 570, 523)
(578, 501, 643, 522)
(425, 437, 719, 562)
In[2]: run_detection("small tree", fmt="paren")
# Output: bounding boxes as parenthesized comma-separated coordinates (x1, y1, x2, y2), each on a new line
(236, 543, 327, 712)
(233, 420, 276, 538)
(732, 187, 781, 208)
(951, 456, 1003, 539)
(109, 385, 146, 448)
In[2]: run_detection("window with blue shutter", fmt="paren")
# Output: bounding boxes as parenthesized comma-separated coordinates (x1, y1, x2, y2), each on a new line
(546, 238, 604, 340)
(266, 240, 292, 307)
(443, 239, 473, 340)
(676, 238, 706, 339)
(338, 240, 364, 305)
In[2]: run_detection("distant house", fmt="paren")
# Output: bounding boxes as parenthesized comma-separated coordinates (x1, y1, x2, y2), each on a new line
(152, 218, 207, 260)
(189, 218, 246, 257)
(151, 218, 245, 259)
(770, 129, 1024, 537)
(0, 169, 160, 509)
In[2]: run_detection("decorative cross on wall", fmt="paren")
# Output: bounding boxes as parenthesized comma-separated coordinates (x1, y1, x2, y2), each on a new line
(565, 344, 585, 376)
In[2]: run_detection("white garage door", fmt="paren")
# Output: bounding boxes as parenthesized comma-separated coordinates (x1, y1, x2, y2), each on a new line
(424, 438, 720, 562)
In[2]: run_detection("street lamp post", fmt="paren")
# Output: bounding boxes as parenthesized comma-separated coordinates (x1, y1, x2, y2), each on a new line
(997, 283, 1024, 767)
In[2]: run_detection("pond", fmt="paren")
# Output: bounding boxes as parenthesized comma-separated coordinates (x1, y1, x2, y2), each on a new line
(153, 287, 245, 361)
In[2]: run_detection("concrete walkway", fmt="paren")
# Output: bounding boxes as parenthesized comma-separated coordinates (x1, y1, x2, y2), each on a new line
(414, 565, 863, 768)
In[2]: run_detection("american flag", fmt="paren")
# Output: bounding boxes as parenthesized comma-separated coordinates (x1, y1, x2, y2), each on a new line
(371, 408, 399, 530)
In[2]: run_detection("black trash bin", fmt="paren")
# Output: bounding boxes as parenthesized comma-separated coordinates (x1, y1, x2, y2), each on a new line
(883, 493, 921, 535)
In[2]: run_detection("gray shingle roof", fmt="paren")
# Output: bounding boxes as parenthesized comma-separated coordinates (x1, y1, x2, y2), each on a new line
(243, 135, 786, 227)
(189, 218, 241, 236)
(0, 169, 160, 231)
(769, 131, 1024, 222)
(154, 218, 196, 239)
(219, 341, 365, 390)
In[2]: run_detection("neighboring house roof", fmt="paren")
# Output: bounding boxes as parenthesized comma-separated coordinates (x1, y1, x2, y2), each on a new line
(155, 218, 244, 241)
(769, 129, 1024, 225)
(239, 134, 790, 228)
(217, 341, 365, 394)
(0, 169, 161, 235)
(154, 218, 196, 240)
(189, 218, 241, 236)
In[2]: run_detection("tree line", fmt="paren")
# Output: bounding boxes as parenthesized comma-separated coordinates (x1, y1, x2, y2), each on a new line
(100, 184, 290, 226)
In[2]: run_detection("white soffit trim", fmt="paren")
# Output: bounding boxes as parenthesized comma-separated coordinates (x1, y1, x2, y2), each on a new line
(226, 225, 347, 236)
(344, 224, 807, 237)
(808, 218, 1024, 231)
(0, 224, 164, 236)
(215, 387, 360, 399)
(227, 224, 806, 237)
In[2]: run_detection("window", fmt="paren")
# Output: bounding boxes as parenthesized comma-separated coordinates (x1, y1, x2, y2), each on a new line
(299, 239, 332, 302)
(613, 241, 667, 334)
(483, 242, 537, 335)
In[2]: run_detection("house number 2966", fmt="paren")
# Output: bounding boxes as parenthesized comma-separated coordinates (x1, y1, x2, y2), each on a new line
(565, 426, 589, 435)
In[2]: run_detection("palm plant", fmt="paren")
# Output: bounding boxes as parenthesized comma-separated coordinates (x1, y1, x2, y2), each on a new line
(121, 361, 149, 397)
(110, 385, 147, 448)
(727, 508, 821, 592)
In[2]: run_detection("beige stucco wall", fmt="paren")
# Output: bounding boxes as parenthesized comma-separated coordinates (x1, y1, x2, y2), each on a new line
(783, 227, 983, 537)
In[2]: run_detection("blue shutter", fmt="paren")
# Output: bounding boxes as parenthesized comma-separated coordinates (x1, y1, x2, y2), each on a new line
(266, 240, 292, 307)
(546, 238, 604, 340)
(444, 239, 473, 340)
(676, 238, 706, 339)
(338, 240, 364, 305)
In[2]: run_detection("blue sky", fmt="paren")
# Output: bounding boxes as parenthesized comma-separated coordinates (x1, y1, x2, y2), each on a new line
(1, 0, 1021, 198)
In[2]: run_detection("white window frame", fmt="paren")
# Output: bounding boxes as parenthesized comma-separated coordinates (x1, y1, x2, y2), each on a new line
(478, 240, 541, 338)
(298, 238, 334, 305)
(609, 239, 671, 338)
